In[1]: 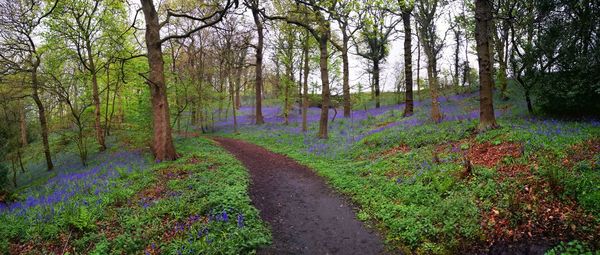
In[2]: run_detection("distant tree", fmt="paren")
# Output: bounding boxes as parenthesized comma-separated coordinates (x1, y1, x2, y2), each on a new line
(47, 0, 126, 151)
(415, 0, 446, 123)
(0, 0, 58, 170)
(354, 1, 400, 109)
(267, 0, 335, 139)
(329, 0, 362, 117)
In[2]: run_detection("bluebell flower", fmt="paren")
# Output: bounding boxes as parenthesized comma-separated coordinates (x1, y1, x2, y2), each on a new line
(237, 214, 245, 228)
(221, 210, 228, 222)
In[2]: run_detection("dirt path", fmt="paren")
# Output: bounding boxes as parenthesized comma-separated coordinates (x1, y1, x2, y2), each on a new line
(213, 137, 386, 255)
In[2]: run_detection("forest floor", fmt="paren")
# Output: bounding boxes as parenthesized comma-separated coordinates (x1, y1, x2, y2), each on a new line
(214, 137, 386, 255)
(215, 86, 600, 254)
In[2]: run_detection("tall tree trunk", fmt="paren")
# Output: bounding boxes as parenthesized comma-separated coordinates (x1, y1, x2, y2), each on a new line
(341, 33, 351, 117)
(373, 60, 381, 108)
(317, 29, 330, 139)
(524, 87, 533, 114)
(302, 34, 310, 132)
(284, 65, 292, 125)
(31, 64, 53, 171)
(141, 0, 178, 161)
(86, 40, 106, 151)
(416, 21, 421, 101)
(230, 80, 238, 133)
(475, 0, 498, 131)
(454, 30, 461, 91)
(17, 148, 25, 173)
(402, 10, 414, 116)
(251, 6, 265, 124)
(235, 83, 241, 109)
(104, 62, 111, 136)
(298, 55, 303, 115)
(19, 102, 27, 146)
(426, 56, 443, 123)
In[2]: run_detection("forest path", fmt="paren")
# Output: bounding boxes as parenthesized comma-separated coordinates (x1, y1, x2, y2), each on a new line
(213, 137, 386, 255)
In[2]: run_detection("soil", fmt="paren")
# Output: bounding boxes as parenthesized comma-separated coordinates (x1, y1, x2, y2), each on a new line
(213, 137, 387, 255)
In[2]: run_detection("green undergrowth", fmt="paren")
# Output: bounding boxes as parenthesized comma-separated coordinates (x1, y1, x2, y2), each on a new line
(219, 89, 600, 254)
(1, 137, 270, 254)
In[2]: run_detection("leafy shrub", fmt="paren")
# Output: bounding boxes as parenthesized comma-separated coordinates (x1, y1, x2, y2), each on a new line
(69, 206, 95, 231)
(534, 70, 600, 117)
(545, 240, 598, 255)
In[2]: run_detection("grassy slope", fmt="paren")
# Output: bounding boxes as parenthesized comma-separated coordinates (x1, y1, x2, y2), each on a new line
(220, 86, 600, 254)
(0, 137, 270, 254)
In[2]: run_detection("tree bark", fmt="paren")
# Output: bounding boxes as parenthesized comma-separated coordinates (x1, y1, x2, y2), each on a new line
(317, 28, 330, 139)
(302, 34, 310, 132)
(475, 0, 498, 131)
(104, 62, 111, 136)
(19, 102, 27, 146)
(141, 0, 178, 161)
(341, 33, 351, 117)
(251, 5, 265, 124)
(31, 64, 53, 171)
(426, 55, 443, 123)
(86, 39, 106, 151)
(454, 29, 461, 90)
(284, 64, 292, 125)
(373, 60, 381, 108)
(416, 21, 421, 101)
(402, 10, 414, 116)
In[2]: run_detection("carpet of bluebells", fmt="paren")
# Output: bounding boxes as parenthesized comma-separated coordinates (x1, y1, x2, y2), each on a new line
(217, 86, 600, 254)
(0, 137, 270, 254)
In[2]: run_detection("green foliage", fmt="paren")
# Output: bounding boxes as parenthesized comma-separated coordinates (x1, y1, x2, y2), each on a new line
(69, 206, 95, 231)
(513, 0, 600, 117)
(533, 70, 600, 117)
(0, 137, 270, 254)
(221, 83, 600, 253)
(545, 240, 598, 255)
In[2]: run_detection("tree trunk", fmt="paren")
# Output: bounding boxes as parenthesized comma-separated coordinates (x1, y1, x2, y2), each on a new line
(454, 30, 461, 91)
(426, 56, 443, 123)
(19, 102, 27, 146)
(17, 148, 25, 173)
(235, 83, 241, 109)
(373, 60, 381, 108)
(141, 0, 178, 161)
(251, 6, 265, 125)
(31, 65, 53, 171)
(302, 34, 310, 132)
(525, 88, 533, 114)
(342, 33, 351, 117)
(416, 21, 421, 101)
(104, 62, 111, 136)
(475, 0, 498, 131)
(86, 39, 106, 151)
(402, 10, 414, 116)
(318, 29, 330, 139)
(419, 29, 442, 122)
(298, 55, 303, 115)
(230, 80, 238, 133)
